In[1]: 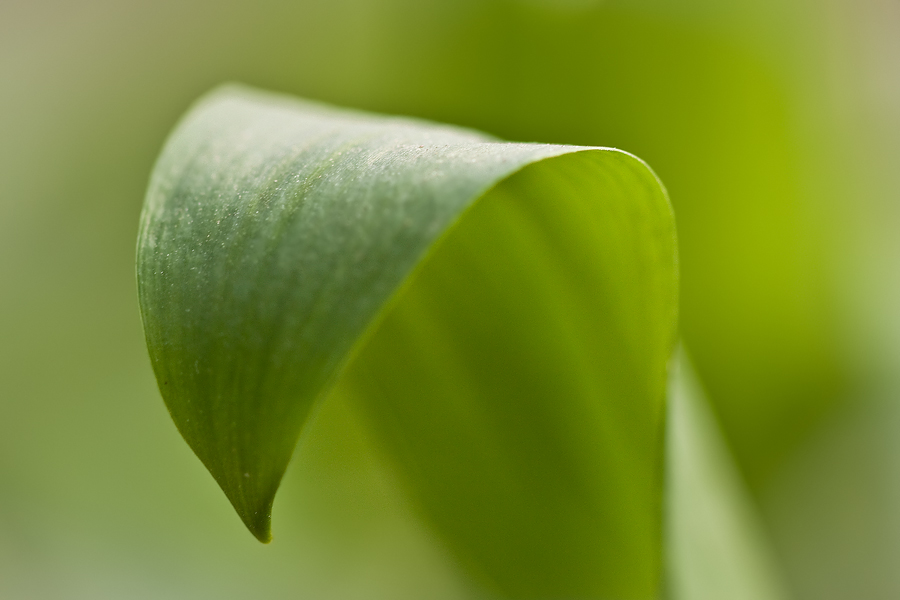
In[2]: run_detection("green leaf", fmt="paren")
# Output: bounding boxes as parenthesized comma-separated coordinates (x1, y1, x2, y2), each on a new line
(137, 84, 677, 599)
(665, 350, 791, 600)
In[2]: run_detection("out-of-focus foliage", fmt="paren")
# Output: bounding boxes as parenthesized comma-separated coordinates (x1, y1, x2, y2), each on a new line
(1, 0, 898, 598)
(666, 351, 790, 600)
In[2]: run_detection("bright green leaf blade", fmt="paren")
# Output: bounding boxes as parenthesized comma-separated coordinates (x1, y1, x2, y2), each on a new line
(136, 84, 677, 598)
(665, 350, 791, 600)
(334, 149, 677, 598)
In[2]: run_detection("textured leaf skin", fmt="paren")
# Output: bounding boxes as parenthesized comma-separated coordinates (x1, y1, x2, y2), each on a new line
(137, 85, 677, 598)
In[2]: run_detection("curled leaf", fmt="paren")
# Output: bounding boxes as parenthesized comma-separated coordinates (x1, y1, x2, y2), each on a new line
(137, 84, 677, 599)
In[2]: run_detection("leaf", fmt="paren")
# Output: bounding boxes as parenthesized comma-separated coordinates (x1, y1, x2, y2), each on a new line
(136, 84, 677, 599)
(665, 350, 791, 600)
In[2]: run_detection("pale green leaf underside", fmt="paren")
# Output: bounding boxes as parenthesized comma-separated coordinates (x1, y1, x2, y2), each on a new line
(137, 85, 677, 599)
(666, 351, 790, 600)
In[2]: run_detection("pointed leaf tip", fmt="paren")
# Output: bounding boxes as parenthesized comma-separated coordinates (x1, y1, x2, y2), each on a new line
(247, 515, 272, 545)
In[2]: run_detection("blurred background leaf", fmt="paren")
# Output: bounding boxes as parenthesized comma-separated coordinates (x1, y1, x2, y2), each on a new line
(665, 350, 790, 600)
(2, 0, 898, 598)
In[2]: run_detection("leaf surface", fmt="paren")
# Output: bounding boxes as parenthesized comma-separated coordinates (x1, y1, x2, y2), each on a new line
(665, 351, 791, 600)
(137, 84, 677, 599)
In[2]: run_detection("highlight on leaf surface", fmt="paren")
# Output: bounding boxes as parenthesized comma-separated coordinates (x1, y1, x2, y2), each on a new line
(136, 84, 677, 599)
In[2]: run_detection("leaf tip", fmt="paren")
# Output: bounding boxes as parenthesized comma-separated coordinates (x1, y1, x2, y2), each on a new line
(238, 504, 273, 544)
(216, 478, 276, 544)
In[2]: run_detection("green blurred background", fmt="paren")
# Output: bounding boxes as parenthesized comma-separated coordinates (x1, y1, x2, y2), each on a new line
(2, 0, 899, 598)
